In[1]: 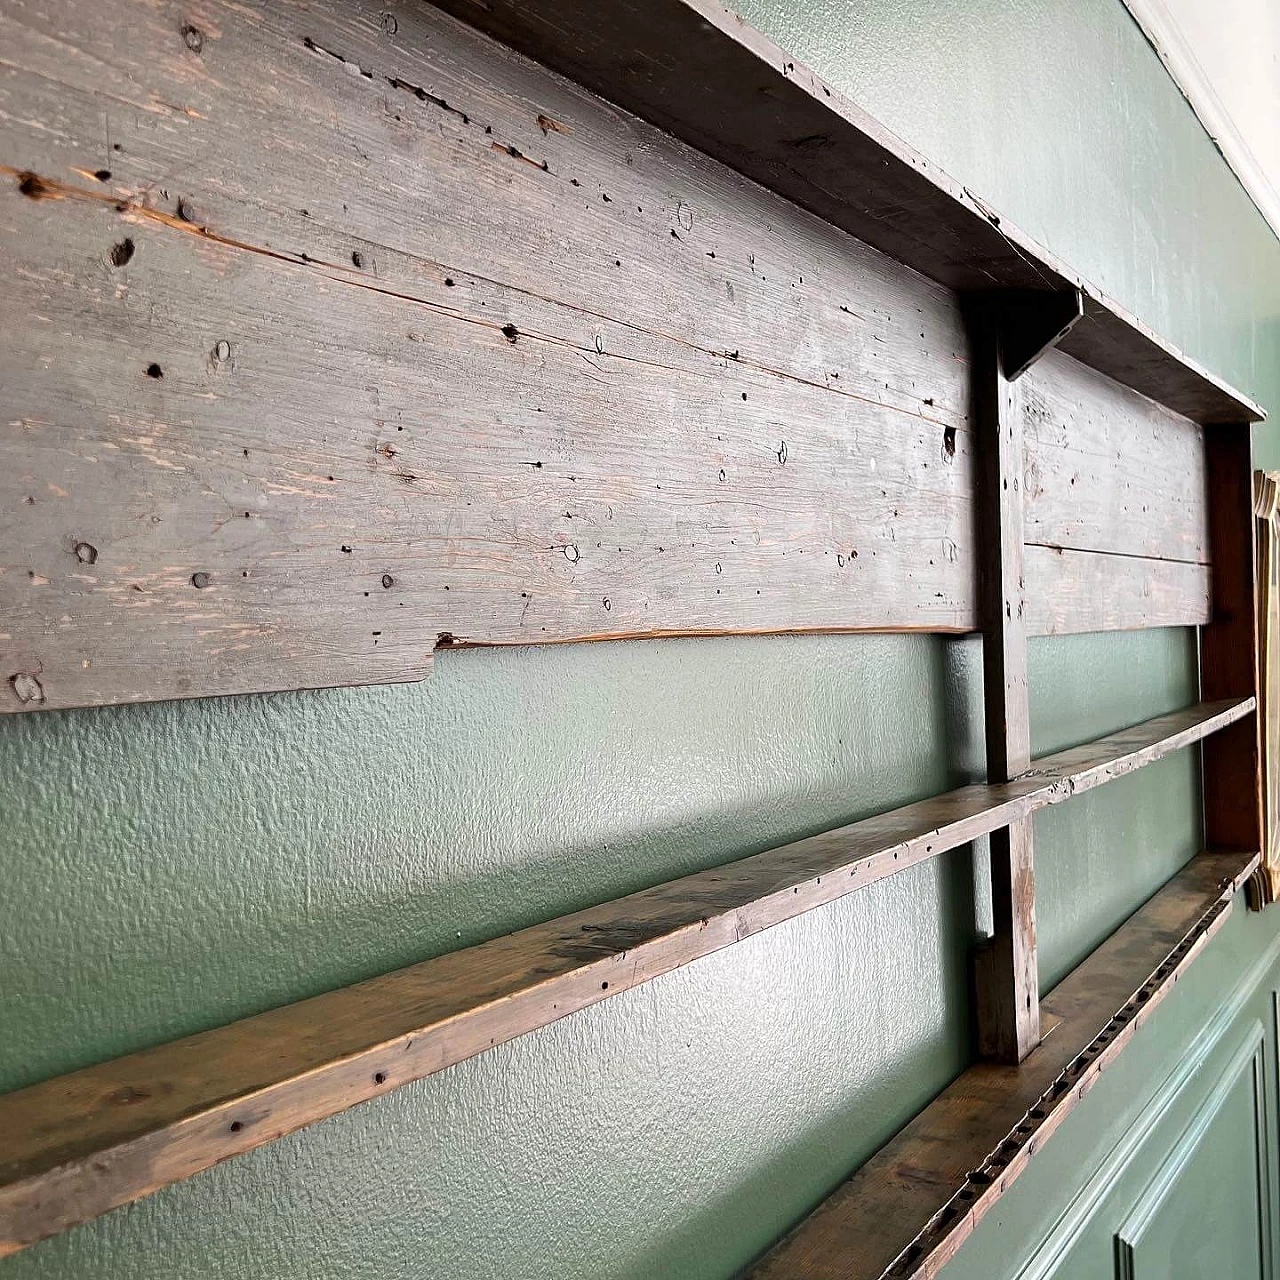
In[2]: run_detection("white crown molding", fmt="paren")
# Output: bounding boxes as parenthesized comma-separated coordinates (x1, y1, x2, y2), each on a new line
(1122, 0, 1280, 242)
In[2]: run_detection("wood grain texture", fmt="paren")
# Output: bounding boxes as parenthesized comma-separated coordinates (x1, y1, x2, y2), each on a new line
(1203, 431, 1264, 864)
(0, 0, 1249, 711)
(0, 0, 977, 711)
(1022, 349, 1210, 565)
(749, 849, 1261, 1280)
(1020, 347, 1212, 635)
(0, 696, 1253, 1256)
(424, 0, 1264, 425)
(1024, 545, 1211, 635)
(974, 319, 1038, 1063)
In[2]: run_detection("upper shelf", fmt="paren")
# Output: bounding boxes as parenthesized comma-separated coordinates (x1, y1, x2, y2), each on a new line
(425, 0, 1265, 426)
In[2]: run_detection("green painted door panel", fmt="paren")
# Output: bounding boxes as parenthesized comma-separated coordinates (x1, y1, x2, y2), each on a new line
(1116, 1031, 1268, 1280)
(940, 917, 1280, 1280)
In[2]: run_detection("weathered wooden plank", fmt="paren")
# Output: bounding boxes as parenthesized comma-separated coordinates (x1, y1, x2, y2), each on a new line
(0, 0, 1252, 711)
(0, 695, 1253, 1256)
(1202, 431, 1264, 874)
(1058, 297, 1262, 426)
(1024, 545, 1211, 635)
(974, 318, 1038, 1063)
(0, 0, 968, 430)
(0, 175, 973, 710)
(424, 0, 1263, 426)
(749, 849, 1260, 1280)
(0, 0, 978, 711)
(1022, 349, 1210, 565)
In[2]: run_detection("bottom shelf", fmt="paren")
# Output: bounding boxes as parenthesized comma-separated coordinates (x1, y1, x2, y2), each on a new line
(750, 848, 1261, 1280)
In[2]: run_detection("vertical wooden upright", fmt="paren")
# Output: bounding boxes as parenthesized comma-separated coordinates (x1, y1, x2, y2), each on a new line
(974, 316, 1041, 1062)
(1202, 429, 1264, 888)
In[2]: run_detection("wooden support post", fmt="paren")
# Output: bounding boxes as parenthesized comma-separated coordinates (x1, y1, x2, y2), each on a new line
(1202, 429, 1265, 902)
(974, 314, 1040, 1063)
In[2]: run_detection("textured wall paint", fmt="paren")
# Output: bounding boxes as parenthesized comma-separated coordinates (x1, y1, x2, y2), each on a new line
(0, 2, 1275, 1279)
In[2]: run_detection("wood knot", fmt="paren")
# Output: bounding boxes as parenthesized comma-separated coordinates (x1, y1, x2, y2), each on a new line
(17, 171, 49, 199)
(9, 673, 45, 704)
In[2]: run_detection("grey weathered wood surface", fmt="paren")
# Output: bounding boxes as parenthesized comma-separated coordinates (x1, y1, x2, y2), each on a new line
(0, 696, 1254, 1255)
(974, 320, 1039, 1063)
(0, 0, 1251, 712)
(1024, 545, 1210, 635)
(1022, 349, 1210, 565)
(1020, 346, 1212, 635)
(749, 849, 1260, 1279)
(426, 0, 1263, 426)
(0, 0, 976, 711)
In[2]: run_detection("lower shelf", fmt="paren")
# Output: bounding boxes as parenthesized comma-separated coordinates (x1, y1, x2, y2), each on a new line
(0, 699, 1254, 1257)
(749, 848, 1261, 1279)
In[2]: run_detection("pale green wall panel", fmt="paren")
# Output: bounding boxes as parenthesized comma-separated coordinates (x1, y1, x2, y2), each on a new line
(936, 905, 1280, 1280)
(2, 0, 1278, 1277)
(1115, 1043, 1266, 1280)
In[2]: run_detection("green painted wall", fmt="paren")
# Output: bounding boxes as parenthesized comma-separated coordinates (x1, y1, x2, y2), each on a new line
(1, 1, 1278, 1277)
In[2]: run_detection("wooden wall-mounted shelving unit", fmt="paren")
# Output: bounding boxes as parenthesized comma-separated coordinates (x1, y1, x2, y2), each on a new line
(0, 0, 1267, 1272)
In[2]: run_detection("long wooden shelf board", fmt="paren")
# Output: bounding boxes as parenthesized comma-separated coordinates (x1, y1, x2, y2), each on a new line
(422, 0, 1263, 426)
(0, 696, 1253, 1256)
(748, 848, 1260, 1279)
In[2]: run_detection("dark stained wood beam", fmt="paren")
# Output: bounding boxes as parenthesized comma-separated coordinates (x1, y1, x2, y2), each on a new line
(0, 697, 1254, 1256)
(1201, 430, 1266, 905)
(423, 0, 1263, 426)
(996, 289, 1084, 381)
(973, 317, 1039, 1063)
(749, 848, 1261, 1279)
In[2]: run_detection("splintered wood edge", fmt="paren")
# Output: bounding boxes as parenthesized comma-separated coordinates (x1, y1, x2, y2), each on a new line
(749, 849, 1260, 1280)
(0, 698, 1255, 1256)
